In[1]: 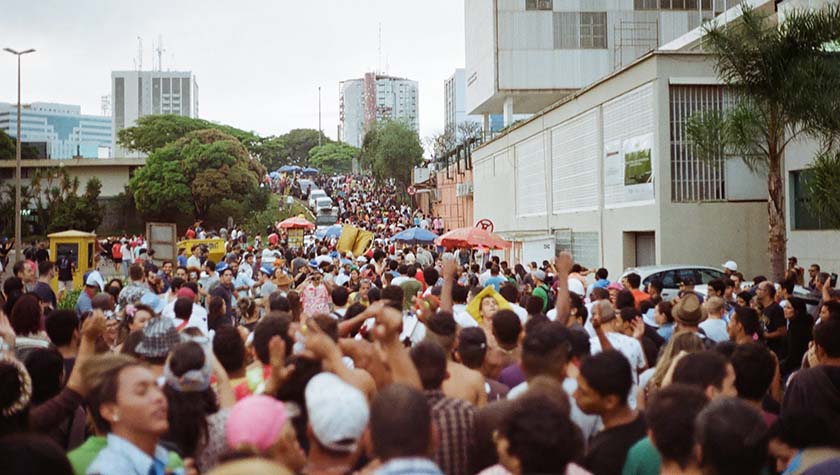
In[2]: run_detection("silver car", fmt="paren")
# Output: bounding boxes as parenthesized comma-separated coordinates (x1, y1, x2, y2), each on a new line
(622, 265, 727, 301)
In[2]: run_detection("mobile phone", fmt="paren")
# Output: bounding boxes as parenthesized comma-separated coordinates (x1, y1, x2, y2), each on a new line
(831, 273, 838, 288)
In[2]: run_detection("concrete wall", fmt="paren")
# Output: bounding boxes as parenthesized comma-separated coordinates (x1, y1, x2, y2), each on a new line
(473, 52, 769, 276)
(784, 136, 840, 272)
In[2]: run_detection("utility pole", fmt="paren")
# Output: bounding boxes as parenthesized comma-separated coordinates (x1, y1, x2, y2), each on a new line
(318, 86, 322, 147)
(3, 47, 36, 264)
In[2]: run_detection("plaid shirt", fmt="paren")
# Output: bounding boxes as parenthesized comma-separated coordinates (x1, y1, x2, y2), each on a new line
(425, 390, 475, 475)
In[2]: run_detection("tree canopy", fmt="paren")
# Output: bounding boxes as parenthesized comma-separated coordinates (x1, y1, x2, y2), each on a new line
(687, 5, 840, 279)
(116, 115, 260, 155)
(129, 129, 268, 228)
(361, 120, 424, 187)
(0, 129, 44, 160)
(308, 142, 358, 174)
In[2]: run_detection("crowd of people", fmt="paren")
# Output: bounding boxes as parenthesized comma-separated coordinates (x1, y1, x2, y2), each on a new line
(0, 173, 839, 475)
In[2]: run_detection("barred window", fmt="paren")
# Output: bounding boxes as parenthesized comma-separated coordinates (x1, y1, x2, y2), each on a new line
(669, 85, 735, 202)
(526, 0, 553, 11)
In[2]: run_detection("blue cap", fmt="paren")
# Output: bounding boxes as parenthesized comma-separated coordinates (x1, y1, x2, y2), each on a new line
(215, 262, 229, 273)
(259, 266, 273, 276)
(139, 292, 166, 315)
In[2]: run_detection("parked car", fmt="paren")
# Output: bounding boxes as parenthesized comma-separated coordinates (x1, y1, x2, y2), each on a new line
(314, 196, 333, 211)
(298, 179, 315, 194)
(308, 189, 328, 209)
(621, 265, 727, 301)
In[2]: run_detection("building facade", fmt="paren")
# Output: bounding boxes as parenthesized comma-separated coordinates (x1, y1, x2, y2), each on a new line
(339, 73, 419, 148)
(111, 70, 199, 157)
(464, 0, 745, 128)
(472, 51, 775, 277)
(0, 102, 111, 159)
(444, 69, 504, 138)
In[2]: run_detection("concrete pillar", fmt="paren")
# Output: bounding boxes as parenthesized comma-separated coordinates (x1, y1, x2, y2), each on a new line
(483, 113, 490, 138)
(503, 96, 514, 128)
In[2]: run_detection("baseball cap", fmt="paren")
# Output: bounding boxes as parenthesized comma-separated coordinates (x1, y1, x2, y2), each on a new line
(259, 266, 273, 277)
(176, 287, 197, 300)
(722, 260, 738, 272)
(216, 262, 229, 273)
(533, 270, 546, 282)
(85, 272, 104, 290)
(227, 395, 289, 452)
(305, 373, 369, 453)
(135, 317, 181, 359)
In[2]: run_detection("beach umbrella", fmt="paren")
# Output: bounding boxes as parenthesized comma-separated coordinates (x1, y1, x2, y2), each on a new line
(391, 227, 438, 245)
(278, 216, 315, 230)
(435, 226, 511, 250)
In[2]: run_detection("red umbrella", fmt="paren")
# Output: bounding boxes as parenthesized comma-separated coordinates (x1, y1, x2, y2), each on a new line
(278, 216, 315, 230)
(435, 226, 511, 250)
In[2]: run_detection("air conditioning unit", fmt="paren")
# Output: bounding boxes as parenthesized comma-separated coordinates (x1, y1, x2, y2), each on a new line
(456, 182, 474, 197)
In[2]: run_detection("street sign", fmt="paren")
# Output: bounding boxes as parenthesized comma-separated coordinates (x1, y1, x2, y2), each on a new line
(475, 219, 494, 232)
(407, 186, 416, 196)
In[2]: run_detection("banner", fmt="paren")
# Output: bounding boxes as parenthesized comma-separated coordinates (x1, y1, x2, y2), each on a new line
(603, 133, 655, 207)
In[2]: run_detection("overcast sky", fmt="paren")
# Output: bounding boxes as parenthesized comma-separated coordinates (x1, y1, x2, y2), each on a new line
(1, 0, 465, 148)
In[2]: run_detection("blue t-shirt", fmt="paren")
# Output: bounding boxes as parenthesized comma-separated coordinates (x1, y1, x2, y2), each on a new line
(484, 276, 507, 292)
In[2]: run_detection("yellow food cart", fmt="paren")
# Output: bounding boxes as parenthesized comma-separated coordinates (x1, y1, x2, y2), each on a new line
(176, 238, 227, 266)
(48, 230, 97, 293)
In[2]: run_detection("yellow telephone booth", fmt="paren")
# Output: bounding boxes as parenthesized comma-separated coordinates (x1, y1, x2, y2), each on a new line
(48, 230, 97, 293)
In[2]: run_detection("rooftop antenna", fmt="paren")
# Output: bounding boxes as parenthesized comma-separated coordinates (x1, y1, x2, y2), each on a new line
(101, 94, 111, 116)
(137, 36, 143, 71)
(378, 23, 382, 74)
(155, 34, 166, 71)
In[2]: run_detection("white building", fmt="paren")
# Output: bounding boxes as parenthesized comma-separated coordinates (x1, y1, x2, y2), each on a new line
(445, 69, 505, 137)
(339, 73, 419, 148)
(471, 0, 840, 277)
(0, 102, 111, 159)
(464, 0, 746, 129)
(111, 70, 199, 157)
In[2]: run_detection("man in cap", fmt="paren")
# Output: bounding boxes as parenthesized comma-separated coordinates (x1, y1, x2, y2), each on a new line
(226, 395, 306, 473)
(75, 273, 103, 317)
(304, 373, 370, 475)
(722, 260, 738, 277)
(531, 270, 550, 313)
(135, 317, 182, 377)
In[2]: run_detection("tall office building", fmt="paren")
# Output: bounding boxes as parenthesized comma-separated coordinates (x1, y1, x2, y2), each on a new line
(339, 73, 419, 148)
(111, 70, 199, 157)
(0, 102, 112, 159)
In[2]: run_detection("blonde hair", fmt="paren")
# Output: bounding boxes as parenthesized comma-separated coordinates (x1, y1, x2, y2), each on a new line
(650, 332, 705, 389)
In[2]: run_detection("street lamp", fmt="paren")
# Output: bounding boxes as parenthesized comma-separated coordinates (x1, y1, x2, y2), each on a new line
(4, 47, 36, 264)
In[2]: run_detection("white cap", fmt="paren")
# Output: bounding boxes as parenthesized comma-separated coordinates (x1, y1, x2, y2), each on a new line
(567, 278, 585, 297)
(723, 260, 738, 272)
(305, 373, 369, 453)
(356, 255, 368, 263)
(85, 271, 105, 291)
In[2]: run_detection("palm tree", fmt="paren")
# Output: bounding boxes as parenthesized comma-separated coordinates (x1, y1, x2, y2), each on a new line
(687, 5, 840, 280)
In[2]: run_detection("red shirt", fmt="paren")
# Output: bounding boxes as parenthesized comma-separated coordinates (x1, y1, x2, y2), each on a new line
(112, 243, 122, 259)
(631, 289, 651, 310)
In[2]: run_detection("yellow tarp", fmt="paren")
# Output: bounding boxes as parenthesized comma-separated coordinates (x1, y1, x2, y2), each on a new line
(336, 225, 374, 257)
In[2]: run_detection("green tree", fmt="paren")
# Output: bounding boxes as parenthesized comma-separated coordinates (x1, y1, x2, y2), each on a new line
(252, 135, 288, 171)
(48, 177, 103, 233)
(0, 129, 13, 160)
(362, 120, 424, 187)
(308, 142, 358, 174)
(117, 115, 260, 155)
(686, 5, 840, 279)
(806, 150, 840, 227)
(129, 129, 268, 228)
(281, 129, 330, 167)
(0, 129, 44, 159)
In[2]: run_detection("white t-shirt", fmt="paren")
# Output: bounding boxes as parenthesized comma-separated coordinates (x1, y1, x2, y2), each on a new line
(699, 318, 730, 343)
(261, 248, 277, 266)
(510, 304, 528, 324)
(452, 304, 479, 328)
(162, 301, 209, 335)
(589, 331, 645, 408)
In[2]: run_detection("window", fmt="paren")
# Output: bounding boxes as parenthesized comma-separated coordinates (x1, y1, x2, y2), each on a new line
(637, 0, 714, 9)
(554, 12, 608, 49)
(526, 0, 553, 11)
(698, 269, 725, 284)
(669, 85, 733, 202)
(791, 169, 837, 230)
(580, 12, 607, 48)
